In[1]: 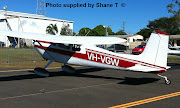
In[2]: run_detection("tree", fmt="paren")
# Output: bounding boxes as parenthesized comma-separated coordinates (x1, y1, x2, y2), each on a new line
(167, 0, 180, 16)
(137, 16, 180, 39)
(137, 28, 154, 40)
(87, 25, 113, 36)
(147, 16, 180, 35)
(73, 32, 76, 36)
(92, 25, 105, 36)
(60, 24, 73, 36)
(107, 27, 114, 35)
(167, 0, 180, 27)
(116, 30, 127, 35)
(46, 24, 58, 35)
(87, 29, 99, 36)
(136, 0, 180, 39)
(78, 28, 91, 36)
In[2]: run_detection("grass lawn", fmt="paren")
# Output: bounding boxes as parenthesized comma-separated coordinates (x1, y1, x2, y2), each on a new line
(0, 48, 62, 68)
(167, 56, 180, 63)
(0, 48, 43, 63)
(0, 61, 62, 68)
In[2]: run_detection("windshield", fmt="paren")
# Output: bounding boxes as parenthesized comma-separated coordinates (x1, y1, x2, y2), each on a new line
(108, 45, 114, 48)
(136, 45, 144, 48)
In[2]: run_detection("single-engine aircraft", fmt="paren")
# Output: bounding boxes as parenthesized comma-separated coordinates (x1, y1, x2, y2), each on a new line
(0, 30, 171, 84)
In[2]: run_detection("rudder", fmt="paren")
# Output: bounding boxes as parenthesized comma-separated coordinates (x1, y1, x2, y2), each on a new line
(139, 30, 169, 69)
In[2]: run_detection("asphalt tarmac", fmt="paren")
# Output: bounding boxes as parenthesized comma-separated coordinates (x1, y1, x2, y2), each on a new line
(0, 63, 180, 108)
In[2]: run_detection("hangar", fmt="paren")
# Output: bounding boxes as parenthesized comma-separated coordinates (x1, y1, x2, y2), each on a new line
(0, 10, 73, 47)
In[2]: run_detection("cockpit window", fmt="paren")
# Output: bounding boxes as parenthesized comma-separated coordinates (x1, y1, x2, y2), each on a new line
(52, 43, 81, 51)
(58, 43, 70, 50)
(71, 44, 81, 51)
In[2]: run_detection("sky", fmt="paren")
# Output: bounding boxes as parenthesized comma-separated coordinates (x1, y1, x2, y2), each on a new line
(0, 0, 174, 34)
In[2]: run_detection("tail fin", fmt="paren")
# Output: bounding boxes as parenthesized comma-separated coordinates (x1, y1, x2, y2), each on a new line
(139, 30, 169, 70)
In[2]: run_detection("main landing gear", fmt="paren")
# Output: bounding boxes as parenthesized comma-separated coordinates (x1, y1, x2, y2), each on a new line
(157, 74, 171, 85)
(34, 60, 54, 77)
(62, 65, 76, 73)
(34, 40, 54, 77)
(34, 60, 76, 77)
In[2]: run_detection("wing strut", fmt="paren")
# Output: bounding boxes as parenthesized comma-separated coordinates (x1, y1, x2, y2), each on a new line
(44, 60, 54, 69)
(33, 40, 54, 77)
(35, 40, 54, 61)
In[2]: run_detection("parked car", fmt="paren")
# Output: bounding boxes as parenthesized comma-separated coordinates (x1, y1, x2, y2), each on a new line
(96, 44, 105, 49)
(132, 44, 146, 55)
(107, 44, 127, 52)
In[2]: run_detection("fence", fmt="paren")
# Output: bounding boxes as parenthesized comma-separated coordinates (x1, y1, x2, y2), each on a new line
(0, 47, 44, 63)
(0, 41, 144, 63)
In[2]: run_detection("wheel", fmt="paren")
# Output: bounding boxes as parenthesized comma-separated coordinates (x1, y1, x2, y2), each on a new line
(165, 79, 171, 85)
(34, 67, 49, 77)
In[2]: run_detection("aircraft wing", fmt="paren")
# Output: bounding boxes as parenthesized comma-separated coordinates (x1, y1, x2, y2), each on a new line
(0, 30, 126, 44)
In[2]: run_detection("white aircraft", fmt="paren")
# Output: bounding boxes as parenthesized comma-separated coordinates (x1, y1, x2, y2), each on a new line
(0, 30, 171, 84)
(168, 44, 180, 56)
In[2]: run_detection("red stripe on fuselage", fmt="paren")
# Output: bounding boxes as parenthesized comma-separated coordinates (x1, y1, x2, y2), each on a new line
(34, 45, 48, 50)
(86, 49, 166, 70)
(85, 50, 136, 67)
(35, 45, 136, 68)
(34, 45, 166, 70)
(36, 40, 51, 44)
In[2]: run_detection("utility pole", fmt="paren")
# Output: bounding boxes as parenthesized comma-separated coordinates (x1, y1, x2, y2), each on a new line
(122, 21, 125, 32)
(103, 26, 109, 49)
(36, 0, 46, 16)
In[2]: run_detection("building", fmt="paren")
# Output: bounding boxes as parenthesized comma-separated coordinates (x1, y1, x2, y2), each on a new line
(110, 34, 180, 49)
(0, 10, 73, 47)
(109, 34, 144, 49)
(110, 34, 143, 42)
(169, 35, 180, 48)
